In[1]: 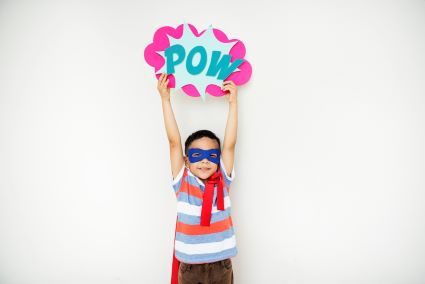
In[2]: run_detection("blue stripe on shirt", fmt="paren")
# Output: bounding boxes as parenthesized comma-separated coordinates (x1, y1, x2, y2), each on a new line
(175, 247, 238, 264)
(177, 207, 231, 225)
(175, 227, 235, 244)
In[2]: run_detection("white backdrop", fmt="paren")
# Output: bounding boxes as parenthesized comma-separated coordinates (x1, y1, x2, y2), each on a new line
(1, 0, 424, 283)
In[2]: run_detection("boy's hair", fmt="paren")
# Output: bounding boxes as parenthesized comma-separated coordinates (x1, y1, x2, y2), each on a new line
(184, 130, 221, 157)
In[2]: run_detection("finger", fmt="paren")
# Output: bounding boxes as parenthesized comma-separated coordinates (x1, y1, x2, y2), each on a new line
(160, 72, 166, 81)
(162, 73, 168, 84)
(158, 75, 164, 88)
(223, 84, 235, 90)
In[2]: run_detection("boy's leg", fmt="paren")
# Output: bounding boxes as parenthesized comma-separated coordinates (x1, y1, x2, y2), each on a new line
(178, 262, 208, 284)
(211, 259, 233, 284)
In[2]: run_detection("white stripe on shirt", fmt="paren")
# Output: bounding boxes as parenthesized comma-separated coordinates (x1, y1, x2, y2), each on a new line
(175, 235, 236, 255)
(177, 196, 232, 216)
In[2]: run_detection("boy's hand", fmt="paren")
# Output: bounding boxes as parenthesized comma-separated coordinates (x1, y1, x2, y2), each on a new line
(222, 80, 238, 104)
(157, 73, 170, 100)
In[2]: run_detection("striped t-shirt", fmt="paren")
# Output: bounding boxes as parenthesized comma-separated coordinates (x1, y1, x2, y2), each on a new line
(171, 157, 238, 264)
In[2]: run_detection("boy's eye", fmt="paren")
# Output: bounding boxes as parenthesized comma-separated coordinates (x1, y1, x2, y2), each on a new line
(193, 153, 200, 157)
(210, 154, 217, 157)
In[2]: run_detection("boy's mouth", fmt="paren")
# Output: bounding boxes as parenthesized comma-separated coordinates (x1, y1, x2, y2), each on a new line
(198, 167, 211, 171)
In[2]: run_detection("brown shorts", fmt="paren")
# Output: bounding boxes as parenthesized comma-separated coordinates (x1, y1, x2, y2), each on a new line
(178, 258, 234, 284)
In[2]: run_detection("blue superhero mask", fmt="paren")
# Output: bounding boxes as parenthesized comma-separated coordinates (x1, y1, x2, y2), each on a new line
(187, 148, 221, 165)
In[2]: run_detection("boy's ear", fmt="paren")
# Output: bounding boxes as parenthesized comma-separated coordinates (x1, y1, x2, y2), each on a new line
(184, 156, 189, 167)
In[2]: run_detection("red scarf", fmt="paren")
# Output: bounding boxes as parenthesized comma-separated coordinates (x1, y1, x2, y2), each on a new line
(171, 166, 225, 283)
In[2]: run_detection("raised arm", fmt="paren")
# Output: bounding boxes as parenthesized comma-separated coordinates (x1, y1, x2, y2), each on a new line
(157, 73, 185, 179)
(221, 80, 238, 177)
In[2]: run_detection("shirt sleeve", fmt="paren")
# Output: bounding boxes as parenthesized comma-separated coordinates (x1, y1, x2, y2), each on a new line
(219, 157, 235, 188)
(171, 164, 185, 195)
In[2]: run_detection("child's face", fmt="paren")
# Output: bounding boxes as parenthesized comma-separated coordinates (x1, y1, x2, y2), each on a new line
(184, 137, 220, 182)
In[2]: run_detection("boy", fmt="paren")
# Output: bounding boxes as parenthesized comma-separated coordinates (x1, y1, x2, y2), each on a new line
(157, 73, 238, 284)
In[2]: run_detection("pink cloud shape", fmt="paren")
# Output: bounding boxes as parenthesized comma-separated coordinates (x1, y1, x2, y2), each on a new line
(144, 23, 252, 97)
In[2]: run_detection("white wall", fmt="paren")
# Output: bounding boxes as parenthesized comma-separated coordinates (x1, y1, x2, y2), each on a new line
(1, 0, 424, 283)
